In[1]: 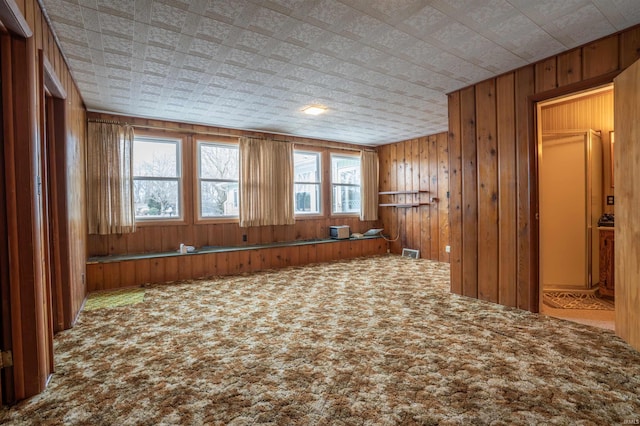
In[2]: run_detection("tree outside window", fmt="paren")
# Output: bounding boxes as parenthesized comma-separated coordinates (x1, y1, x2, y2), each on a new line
(294, 151, 321, 214)
(133, 137, 181, 219)
(198, 141, 239, 218)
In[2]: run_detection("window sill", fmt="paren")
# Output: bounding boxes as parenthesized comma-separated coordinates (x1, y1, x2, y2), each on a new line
(134, 217, 188, 227)
(194, 216, 240, 225)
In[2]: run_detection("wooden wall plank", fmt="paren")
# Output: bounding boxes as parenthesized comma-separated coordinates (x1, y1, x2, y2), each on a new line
(475, 79, 499, 303)
(515, 65, 537, 311)
(149, 258, 166, 284)
(497, 73, 517, 308)
(448, 92, 463, 294)
(620, 26, 640, 70)
(582, 35, 619, 80)
(404, 141, 414, 251)
(216, 252, 229, 276)
(535, 57, 557, 93)
(419, 137, 431, 260)
(460, 86, 478, 298)
(177, 256, 192, 281)
(103, 263, 121, 290)
(164, 256, 179, 282)
(396, 142, 407, 251)
(86, 264, 104, 292)
(411, 138, 421, 255)
(134, 259, 151, 286)
(557, 49, 582, 87)
(119, 261, 137, 288)
(436, 132, 450, 263)
(428, 135, 439, 259)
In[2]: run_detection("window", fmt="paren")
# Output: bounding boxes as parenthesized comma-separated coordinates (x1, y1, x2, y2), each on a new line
(198, 141, 239, 218)
(331, 154, 361, 214)
(133, 136, 182, 220)
(294, 151, 321, 215)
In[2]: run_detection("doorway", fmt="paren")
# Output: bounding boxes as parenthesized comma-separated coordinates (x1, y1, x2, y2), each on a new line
(537, 84, 615, 330)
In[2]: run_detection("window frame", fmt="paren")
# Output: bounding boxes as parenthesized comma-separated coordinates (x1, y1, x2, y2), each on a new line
(195, 138, 240, 224)
(330, 152, 362, 217)
(293, 149, 323, 217)
(132, 133, 186, 225)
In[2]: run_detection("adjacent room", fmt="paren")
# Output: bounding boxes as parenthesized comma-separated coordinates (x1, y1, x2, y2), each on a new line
(1, 0, 640, 423)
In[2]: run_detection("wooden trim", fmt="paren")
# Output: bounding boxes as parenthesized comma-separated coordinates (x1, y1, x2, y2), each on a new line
(37, 49, 55, 376)
(515, 65, 536, 311)
(2, 32, 25, 402)
(42, 54, 65, 99)
(0, 0, 32, 37)
(0, 31, 15, 406)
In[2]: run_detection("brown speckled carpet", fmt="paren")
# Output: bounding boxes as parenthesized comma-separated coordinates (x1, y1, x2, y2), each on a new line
(1, 255, 639, 425)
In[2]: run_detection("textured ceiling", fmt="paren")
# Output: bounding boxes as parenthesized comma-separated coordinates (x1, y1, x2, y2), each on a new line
(40, 0, 640, 145)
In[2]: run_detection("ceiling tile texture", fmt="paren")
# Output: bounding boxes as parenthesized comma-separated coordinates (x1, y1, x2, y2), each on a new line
(40, 0, 640, 145)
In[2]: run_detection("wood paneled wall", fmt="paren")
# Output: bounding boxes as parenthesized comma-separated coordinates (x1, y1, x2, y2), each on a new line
(87, 238, 387, 292)
(86, 112, 381, 257)
(377, 133, 450, 262)
(539, 88, 614, 213)
(1, 0, 86, 402)
(448, 25, 640, 311)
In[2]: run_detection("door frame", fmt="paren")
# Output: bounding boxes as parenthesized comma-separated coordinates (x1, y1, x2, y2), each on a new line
(527, 72, 620, 313)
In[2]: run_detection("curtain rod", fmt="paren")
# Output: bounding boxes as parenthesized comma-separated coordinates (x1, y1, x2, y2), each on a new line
(86, 118, 377, 152)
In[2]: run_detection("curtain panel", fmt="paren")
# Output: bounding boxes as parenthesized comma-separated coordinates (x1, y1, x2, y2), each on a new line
(360, 150, 379, 221)
(239, 137, 295, 227)
(87, 122, 136, 235)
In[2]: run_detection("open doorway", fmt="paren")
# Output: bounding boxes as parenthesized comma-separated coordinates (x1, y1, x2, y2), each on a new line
(537, 84, 615, 330)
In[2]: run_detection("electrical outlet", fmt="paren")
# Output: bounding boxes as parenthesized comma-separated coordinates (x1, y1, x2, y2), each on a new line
(242, 234, 248, 242)
(606, 195, 615, 205)
(445, 245, 451, 253)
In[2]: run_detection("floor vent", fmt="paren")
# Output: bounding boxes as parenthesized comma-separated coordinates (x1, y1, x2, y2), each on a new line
(401, 248, 420, 259)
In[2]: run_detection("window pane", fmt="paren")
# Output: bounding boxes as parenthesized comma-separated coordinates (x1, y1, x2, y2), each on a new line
(200, 143, 238, 180)
(294, 152, 320, 183)
(201, 181, 239, 217)
(133, 139, 179, 177)
(331, 156, 360, 185)
(294, 183, 320, 213)
(332, 185, 361, 213)
(134, 179, 180, 218)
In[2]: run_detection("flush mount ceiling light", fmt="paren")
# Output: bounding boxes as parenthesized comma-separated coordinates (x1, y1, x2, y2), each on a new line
(301, 105, 327, 115)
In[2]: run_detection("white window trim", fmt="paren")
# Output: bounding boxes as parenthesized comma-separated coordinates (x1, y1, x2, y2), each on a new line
(330, 153, 361, 216)
(197, 140, 240, 220)
(133, 136, 183, 222)
(294, 150, 322, 216)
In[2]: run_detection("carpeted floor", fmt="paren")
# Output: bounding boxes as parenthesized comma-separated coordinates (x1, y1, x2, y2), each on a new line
(2, 255, 639, 425)
(83, 288, 146, 311)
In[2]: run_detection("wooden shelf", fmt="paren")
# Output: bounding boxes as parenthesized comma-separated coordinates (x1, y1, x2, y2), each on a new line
(378, 190, 435, 207)
(379, 203, 431, 207)
(378, 190, 428, 195)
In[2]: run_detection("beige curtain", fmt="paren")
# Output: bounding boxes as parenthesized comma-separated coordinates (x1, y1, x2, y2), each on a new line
(360, 150, 379, 221)
(239, 137, 295, 227)
(87, 122, 136, 234)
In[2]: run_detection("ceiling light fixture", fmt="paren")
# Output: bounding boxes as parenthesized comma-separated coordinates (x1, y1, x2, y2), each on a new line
(302, 105, 327, 115)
